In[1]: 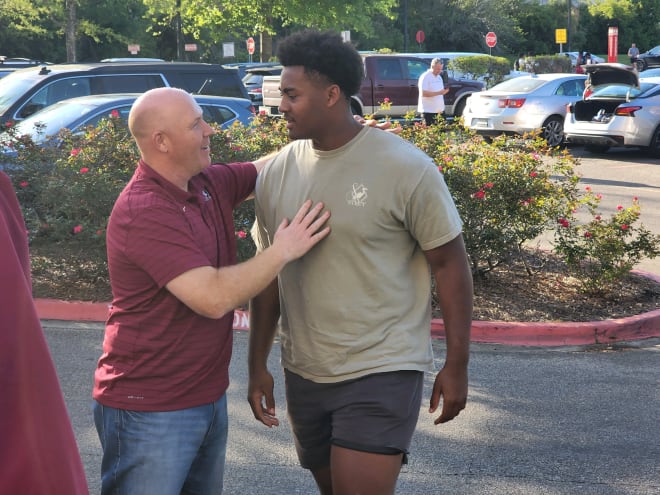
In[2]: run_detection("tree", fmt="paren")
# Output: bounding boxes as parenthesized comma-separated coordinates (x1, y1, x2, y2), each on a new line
(142, 0, 399, 62)
(65, 0, 76, 62)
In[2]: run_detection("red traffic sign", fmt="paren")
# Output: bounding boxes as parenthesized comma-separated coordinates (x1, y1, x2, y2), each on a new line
(415, 30, 425, 44)
(485, 31, 497, 48)
(246, 37, 255, 55)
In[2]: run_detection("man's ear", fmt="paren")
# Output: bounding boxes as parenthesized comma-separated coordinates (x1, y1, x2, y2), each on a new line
(326, 84, 343, 107)
(153, 131, 168, 153)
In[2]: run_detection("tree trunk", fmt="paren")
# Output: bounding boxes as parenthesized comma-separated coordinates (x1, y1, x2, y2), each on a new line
(260, 31, 273, 62)
(65, 0, 77, 62)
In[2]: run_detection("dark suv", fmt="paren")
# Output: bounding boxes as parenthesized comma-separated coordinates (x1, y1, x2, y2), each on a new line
(0, 61, 248, 125)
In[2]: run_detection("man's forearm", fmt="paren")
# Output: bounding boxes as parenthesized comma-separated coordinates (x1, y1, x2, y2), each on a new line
(248, 279, 281, 372)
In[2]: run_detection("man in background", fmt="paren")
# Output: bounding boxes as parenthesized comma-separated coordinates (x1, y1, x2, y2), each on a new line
(418, 57, 450, 125)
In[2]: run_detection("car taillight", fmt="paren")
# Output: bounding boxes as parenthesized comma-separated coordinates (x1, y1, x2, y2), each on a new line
(614, 106, 641, 117)
(566, 103, 573, 113)
(498, 98, 526, 108)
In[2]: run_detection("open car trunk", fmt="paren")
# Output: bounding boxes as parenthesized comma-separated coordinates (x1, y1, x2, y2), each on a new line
(572, 99, 624, 122)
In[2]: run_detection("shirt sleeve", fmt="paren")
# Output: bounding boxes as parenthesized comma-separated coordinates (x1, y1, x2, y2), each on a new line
(405, 162, 463, 251)
(206, 161, 258, 208)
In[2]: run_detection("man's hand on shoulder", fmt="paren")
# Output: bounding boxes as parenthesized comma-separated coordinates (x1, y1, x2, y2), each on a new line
(354, 115, 402, 135)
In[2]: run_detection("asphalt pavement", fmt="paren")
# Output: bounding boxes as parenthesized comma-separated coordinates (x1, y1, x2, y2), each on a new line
(41, 146, 660, 494)
(45, 320, 659, 495)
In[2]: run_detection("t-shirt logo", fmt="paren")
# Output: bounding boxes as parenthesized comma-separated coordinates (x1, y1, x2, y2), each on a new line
(346, 183, 368, 207)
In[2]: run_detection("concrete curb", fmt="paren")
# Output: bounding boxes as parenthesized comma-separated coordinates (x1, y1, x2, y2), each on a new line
(35, 271, 660, 347)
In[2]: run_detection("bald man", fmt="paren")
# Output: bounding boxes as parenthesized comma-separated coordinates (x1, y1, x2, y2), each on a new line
(92, 87, 330, 495)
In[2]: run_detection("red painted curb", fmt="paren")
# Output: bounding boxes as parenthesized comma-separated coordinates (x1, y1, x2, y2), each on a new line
(35, 271, 660, 347)
(35, 298, 111, 322)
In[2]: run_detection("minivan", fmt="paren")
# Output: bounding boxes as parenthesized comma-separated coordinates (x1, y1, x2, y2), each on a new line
(0, 61, 248, 125)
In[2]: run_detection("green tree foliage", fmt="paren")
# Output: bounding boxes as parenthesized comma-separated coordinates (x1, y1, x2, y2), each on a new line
(0, 0, 64, 61)
(0, 0, 658, 68)
(142, 0, 399, 61)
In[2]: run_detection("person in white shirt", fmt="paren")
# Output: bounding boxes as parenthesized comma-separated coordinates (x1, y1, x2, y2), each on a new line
(417, 58, 449, 125)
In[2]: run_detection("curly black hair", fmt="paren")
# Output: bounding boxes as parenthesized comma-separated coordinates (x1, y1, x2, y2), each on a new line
(276, 29, 364, 97)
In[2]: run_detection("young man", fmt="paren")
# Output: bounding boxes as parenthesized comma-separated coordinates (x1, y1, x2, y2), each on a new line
(248, 30, 473, 495)
(92, 87, 331, 495)
(417, 57, 450, 125)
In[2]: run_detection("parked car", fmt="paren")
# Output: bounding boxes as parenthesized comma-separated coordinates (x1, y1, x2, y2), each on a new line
(634, 45, 660, 72)
(0, 61, 248, 126)
(0, 93, 255, 153)
(462, 72, 587, 146)
(242, 65, 282, 107)
(223, 62, 281, 80)
(0, 56, 51, 68)
(558, 52, 605, 67)
(640, 67, 660, 77)
(260, 54, 484, 119)
(564, 63, 660, 156)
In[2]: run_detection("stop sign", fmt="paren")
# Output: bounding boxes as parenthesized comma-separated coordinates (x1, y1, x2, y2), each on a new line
(246, 37, 255, 55)
(485, 31, 497, 48)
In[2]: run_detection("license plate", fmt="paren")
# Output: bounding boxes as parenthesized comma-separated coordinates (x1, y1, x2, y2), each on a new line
(473, 118, 489, 128)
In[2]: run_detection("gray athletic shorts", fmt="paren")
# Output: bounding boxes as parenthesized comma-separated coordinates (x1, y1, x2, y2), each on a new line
(284, 369, 424, 470)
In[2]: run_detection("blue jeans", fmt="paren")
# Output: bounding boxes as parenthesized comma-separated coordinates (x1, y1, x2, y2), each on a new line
(93, 395, 228, 495)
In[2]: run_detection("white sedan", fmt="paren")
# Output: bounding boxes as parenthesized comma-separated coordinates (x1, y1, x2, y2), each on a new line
(463, 73, 587, 146)
(564, 63, 660, 156)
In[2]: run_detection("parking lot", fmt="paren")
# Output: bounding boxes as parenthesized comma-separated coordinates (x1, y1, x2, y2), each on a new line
(40, 143, 660, 495)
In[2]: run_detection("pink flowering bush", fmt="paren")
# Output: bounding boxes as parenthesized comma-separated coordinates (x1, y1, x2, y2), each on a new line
(400, 124, 582, 276)
(554, 194, 660, 294)
(3, 111, 658, 295)
(6, 115, 137, 246)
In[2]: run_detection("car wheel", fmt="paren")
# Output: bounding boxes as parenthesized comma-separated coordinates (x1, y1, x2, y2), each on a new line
(648, 125, 660, 158)
(635, 59, 646, 72)
(453, 98, 467, 119)
(542, 116, 564, 147)
(585, 144, 610, 154)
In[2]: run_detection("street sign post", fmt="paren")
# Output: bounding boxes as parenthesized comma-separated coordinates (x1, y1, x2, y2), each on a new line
(556, 28, 567, 53)
(415, 30, 425, 48)
(246, 36, 255, 62)
(485, 31, 497, 55)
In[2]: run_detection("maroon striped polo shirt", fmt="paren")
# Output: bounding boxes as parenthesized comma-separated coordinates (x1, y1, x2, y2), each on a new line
(94, 160, 256, 411)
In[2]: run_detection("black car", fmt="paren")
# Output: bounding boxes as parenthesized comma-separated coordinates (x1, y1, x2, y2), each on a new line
(242, 65, 282, 106)
(0, 56, 51, 68)
(223, 61, 281, 80)
(0, 61, 248, 125)
(634, 45, 660, 71)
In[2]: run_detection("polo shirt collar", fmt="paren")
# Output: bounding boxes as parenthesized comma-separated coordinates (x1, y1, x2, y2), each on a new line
(137, 159, 198, 203)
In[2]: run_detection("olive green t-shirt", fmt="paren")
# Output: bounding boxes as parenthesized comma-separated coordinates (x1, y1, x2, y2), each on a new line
(253, 126, 462, 383)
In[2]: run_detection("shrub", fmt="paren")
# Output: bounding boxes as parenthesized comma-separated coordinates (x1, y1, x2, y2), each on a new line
(449, 55, 512, 87)
(554, 193, 660, 294)
(519, 55, 573, 74)
(399, 123, 582, 275)
(3, 112, 657, 295)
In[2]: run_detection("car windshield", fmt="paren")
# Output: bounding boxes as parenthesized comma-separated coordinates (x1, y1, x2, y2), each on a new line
(0, 70, 42, 116)
(590, 81, 657, 99)
(489, 77, 547, 93)
(10, 100, 100, 143)
(646, 45, 660, 55)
